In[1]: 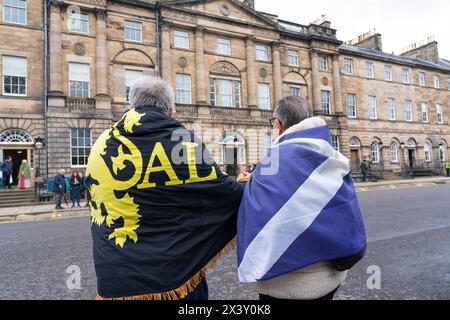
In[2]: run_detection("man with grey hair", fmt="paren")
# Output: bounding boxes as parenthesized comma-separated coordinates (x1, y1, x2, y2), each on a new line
(54, 169, 67, 210)
(237, 96, 366, 300)
(87, 76, 244, 301)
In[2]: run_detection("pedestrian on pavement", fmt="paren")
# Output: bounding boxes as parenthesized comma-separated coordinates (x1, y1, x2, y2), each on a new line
(69, 171, 82, 208)
(18, 160, 32, 190)
(445, 161, 450, 177)
(80, 172, 90, 208)
(54, 169, 67, 210)
(360, 159, 370, 182)
(87, 77, 244, 301)
(237, 96, 367, 301)
(0, 156, 13, 189)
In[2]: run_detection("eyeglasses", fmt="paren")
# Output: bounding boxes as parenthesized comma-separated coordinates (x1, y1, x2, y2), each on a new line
(269, 117, 278, 126)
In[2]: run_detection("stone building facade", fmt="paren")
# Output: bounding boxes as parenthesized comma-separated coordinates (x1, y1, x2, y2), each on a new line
(0, 0, 449, 185)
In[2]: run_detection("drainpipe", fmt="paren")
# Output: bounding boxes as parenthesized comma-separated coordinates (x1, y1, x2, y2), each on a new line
(155, 1, 161, 77)
(43, 0, 49, 181)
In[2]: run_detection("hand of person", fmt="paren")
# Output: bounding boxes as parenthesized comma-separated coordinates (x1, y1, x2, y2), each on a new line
(237, 172, 251, 182)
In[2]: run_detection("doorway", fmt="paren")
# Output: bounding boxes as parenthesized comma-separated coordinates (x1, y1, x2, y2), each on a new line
(408, 149, 415, 168)
(2, 149, 28, 186)
(350, 149, 360, 173)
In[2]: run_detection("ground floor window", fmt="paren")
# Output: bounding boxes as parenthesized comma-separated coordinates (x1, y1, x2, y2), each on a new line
(390, 142, 399, 163)
(371, 142, 380, 163)
(71, 128, 92, 167)
(424, 142, 432, 162)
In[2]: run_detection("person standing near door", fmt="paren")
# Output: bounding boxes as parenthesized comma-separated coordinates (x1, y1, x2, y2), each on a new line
(0, 156, 13, 189)
(445, 161, 450, 177)
(18, 159, 31, 189)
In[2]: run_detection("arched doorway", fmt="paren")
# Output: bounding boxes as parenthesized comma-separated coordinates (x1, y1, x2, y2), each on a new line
(220, 132, 246, 173)
(349, 137, 362, 173)
(406, 139, 417, 168)
(0, 129, 34, 186)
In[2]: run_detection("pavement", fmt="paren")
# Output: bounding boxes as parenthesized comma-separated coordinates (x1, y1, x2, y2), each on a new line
(354, 176, 450, 192)
(0, 183, 449, 300)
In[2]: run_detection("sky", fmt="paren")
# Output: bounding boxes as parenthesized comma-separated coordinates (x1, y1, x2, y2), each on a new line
(255, 0, 450, 60)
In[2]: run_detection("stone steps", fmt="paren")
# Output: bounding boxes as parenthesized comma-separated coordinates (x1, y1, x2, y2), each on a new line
(0, 189, 37, 208)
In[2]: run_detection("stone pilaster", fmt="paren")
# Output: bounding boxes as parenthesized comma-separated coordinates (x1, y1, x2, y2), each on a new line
(332, 53, 343, 114)
(246, 36, 257, 108)
(310, 49, 323, 115)
(161, 21, 173, 86)
(195, 26, 207, 105)
(49, 0, 63, 95)
(94, 9, 111, 111)
(272, 41, 283, 106)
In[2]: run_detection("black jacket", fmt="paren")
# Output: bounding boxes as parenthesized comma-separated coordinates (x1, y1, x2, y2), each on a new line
(0, 160, 13, 175)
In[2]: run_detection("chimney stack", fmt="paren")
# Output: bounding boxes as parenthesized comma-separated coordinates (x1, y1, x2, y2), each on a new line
(401, 36, 439, 64)
(347, 29, 383, 52)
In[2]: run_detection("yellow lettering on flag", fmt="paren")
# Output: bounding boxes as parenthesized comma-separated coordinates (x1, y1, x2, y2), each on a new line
(137, 142, 183, 189)
(183, 142, 218, 184)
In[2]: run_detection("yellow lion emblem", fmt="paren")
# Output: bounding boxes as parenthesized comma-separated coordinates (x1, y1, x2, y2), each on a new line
(86, 109, 145, 248)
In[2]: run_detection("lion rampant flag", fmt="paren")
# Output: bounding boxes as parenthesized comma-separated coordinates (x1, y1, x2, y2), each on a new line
(86, 105, 244, 300)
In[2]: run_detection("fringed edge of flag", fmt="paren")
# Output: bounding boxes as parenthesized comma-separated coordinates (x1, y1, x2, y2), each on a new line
(96, 237, 237, 301)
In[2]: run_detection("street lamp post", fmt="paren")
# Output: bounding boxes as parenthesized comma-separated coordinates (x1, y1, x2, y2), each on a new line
(34, 137, 45, 177)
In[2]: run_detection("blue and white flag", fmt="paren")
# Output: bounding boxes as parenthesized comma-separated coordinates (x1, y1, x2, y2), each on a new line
(237, 124, 366, 283)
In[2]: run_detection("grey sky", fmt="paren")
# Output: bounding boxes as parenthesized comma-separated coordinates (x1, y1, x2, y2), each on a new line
(256, 0, 450, 60)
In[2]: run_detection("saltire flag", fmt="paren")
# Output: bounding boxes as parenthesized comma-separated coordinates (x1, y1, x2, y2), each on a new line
(237, 123, 366, 283)
(86, 106, 244, 299)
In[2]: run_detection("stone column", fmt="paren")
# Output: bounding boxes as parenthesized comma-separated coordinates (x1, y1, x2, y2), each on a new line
(161, 21, 173, 86)
(246, 36, 257, 108)
(310, 49, 322, 115)
(49, 0, 63, 94)
(195, 26, 207, 105)
(272, 41, 283, 105)
(332, 53, 343, 114)
(95, 9, 108, 96)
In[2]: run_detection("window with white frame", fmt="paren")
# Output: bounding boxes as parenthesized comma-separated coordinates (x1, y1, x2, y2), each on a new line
(217, 37, 231, 55)
(125, 20, 142, 42)
(369, 96, 378, 120)
(347, 93, 357, 118)
(258, 83, 270, 110)
(68, 10, 89, 33)
(71, 128, 91, 167)
(436, 104, 443, 124)
(321, 90, 331, 115)
(210, 78, 241, 108)
(390, 142, 399, 163)
(421, 102, 429, 123)
(424, 142, 432, 162)
(174, 30, 189, 49)
(385, 65, 393, 81)
(69, 63, 90, 98)
(344, 58, 354, 75)
(387, 98, 396, 121)
(125, 69, 143, 102)
(439, 143, 446, 162)
(319, 56, 328, 71)
(266, 132, 273, 151)
(3, 56, 27, 96)
(3, 0, 26, 24)
(175, 74, 192, 104)
(288, 50, 299, 66)
(366, 62, 374, 79)
(289, 87, 301, 97)
(419, 72, 426, 87)
(434, 75, 440, 89)
(371, 142, 380, 163)
(332, 135, 340, 151)
(402, 68, 410, 84)
(405, 100, 413, 122)
(234, 81, 241, 108)
(256, 44, 268, 61)
(217, 79, 233, 108)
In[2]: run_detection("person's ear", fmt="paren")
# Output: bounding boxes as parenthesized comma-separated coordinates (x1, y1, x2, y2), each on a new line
(168, 107, 173, 118)
(275, 119, 283, 136)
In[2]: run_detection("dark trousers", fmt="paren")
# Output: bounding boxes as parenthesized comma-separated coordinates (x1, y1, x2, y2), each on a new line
(55, 194, 63, 209)
(182, 278, 209, 301)
(3, 173, 12, 189)
(446, 169, 450, 177)
(259, 286, 340, 301)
